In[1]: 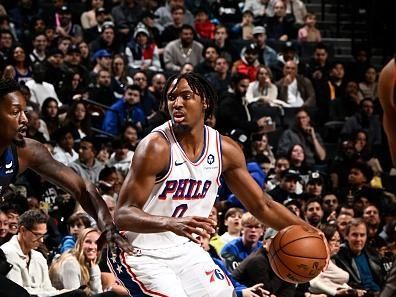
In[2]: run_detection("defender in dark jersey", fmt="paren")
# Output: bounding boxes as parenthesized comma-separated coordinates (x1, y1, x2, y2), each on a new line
(378, 58, 396, 297)
(379, 57, 396, 166)
(0, 144, 18, 195)
(0, 79, 132, 250)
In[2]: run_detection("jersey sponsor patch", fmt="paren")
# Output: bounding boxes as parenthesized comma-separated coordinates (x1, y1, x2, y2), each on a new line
(207, 154, 215, 165)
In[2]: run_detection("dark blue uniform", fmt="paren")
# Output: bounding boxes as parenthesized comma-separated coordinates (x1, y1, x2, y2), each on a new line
(0, 144, 19, 196)
(0, 144, 29, 297)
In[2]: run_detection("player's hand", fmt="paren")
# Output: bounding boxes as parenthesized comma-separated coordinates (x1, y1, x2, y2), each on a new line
(243, 283, 271, 297)
(304, 225, 330, 271)
(317, 229, 330, 271)
(166, 216, 216, 244)
(97, 224, 134, 255)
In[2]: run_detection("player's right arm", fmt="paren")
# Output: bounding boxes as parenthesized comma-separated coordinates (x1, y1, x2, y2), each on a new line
(221, 136, 310, 230)
(115, 133, 215, 242)
(378, 58, 396, 166)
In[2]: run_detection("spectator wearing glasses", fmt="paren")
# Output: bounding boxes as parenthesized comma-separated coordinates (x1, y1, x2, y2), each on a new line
(220, 212, 264, 272)
(0, 210, 85, 296)
(309, 223, 367, 297)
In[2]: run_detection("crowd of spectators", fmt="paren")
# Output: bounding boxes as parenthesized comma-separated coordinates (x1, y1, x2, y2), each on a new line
(0, 0, 395, 296)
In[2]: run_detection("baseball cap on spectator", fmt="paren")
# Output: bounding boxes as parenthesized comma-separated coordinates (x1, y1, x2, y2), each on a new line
(245, 43, 259, 54)
(133, 26, 150, 38)
(282, 41, 296, 53)
(280, 169, 301, 181)
(307, 171, 324, 185)
(252, 26, 266, 35)
(229, 129, 249, 145)
(92, 49, 112, 61)
(102, 21, 114, 31)
(95, 7, 107, 15)
(59, 5, 71, 14)
(141, 10, 159, 19)
(66, 44, 80, 55)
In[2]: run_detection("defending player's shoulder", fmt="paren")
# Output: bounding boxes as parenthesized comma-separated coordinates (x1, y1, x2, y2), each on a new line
(17, 138, 52, 169)
(378, 58, 395, 112)
(220, 135, 248, 172)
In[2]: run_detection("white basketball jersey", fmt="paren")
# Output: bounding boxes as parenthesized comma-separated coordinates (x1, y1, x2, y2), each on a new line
(125, 121, 223, 249)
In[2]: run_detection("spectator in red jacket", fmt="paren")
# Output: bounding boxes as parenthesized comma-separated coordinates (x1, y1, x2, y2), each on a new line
(194, 8, 215, 41)
(231, 43, 260, 82)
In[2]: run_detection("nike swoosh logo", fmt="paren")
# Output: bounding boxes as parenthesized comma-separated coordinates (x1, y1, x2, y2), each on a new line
(175, 161, 186, 166)
(5, 161, 12, 169)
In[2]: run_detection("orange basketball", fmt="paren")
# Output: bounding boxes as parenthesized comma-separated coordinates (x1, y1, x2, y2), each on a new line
(268, 225, 328, 284)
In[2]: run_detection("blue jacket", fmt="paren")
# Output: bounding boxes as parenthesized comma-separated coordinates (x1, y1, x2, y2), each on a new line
(59, 235, 76, 254)
(227, 161, 266, 209)
(102, 99, 146, 135)
(221, 237, 263, 272)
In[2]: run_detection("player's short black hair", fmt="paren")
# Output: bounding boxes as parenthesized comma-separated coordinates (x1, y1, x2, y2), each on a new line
(161, 72, 216, 120)
(0, 79, 21, 103)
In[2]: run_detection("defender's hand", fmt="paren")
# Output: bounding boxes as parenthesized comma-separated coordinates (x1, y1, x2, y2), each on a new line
(97, 224, 134, 255)
(243, 283, 271, 297)
(166, 216, 216, 244)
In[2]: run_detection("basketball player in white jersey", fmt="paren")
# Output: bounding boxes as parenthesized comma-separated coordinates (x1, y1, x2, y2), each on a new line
(112, 73, 325, 297)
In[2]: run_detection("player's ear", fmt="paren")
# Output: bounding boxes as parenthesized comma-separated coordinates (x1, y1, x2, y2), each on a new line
(203, 99, 208, 110)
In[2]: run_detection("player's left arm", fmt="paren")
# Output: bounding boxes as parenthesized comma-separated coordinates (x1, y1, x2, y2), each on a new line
(221, 136, 310, 231)
(19, 139, 110, 230)
(379, 58, 396, 166)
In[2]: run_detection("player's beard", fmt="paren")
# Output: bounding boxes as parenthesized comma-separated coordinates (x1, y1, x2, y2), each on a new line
(171, 118, 191, 133)
(173, 124, 191, 136)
